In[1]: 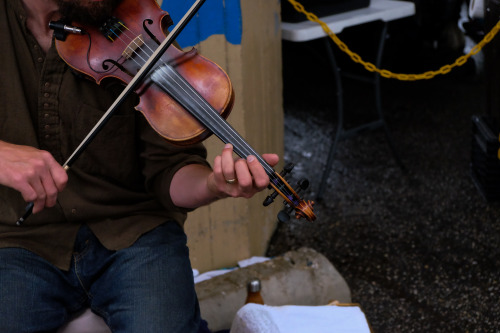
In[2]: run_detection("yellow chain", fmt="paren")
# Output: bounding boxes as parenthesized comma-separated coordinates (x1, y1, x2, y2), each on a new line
(287, 0, 500, 81)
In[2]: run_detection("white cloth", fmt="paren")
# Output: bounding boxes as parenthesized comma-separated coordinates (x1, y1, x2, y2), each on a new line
(57, 309, 110, 333)
(193, 256, 270, 283)
(230, 303, 371, 333)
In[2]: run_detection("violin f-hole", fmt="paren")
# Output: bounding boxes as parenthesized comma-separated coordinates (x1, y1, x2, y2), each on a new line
(102, 59, 133, 77)
(143, 19, 161, 45)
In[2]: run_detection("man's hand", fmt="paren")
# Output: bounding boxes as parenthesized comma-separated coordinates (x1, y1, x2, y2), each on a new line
(208, 144, 279, 199)
(170, 144, 279, 209)
(0, 141, 68, 213)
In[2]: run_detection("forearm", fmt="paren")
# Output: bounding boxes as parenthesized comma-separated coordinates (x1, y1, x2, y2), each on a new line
(169, 163, 226, 209)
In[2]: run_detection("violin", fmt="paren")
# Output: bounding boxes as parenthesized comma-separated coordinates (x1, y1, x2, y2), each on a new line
(50, 0, 316, 222)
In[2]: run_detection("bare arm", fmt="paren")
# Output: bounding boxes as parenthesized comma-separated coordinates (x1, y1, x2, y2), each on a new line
(170, 144, 279, 209)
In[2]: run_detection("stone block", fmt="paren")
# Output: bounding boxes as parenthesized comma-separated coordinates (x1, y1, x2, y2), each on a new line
(196, 247, 351, 331)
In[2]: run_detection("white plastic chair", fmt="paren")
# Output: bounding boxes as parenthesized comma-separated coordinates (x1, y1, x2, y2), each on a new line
(57, 309, 111, 333)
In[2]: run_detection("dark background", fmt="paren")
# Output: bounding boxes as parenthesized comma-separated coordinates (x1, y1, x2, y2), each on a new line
(268, 1, 500, 331)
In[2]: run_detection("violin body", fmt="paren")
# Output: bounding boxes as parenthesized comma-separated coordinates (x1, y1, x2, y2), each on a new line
(55, 0, 234, 145)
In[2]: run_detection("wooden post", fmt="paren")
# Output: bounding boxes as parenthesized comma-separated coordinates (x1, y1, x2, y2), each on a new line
(157, 0, 284, 272)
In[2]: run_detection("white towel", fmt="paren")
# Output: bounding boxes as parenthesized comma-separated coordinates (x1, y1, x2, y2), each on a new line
(230, 303, 371, 333)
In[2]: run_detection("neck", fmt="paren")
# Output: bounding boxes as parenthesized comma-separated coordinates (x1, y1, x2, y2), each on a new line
(21, 0, 59, 27)
(21, 0, 60, 52)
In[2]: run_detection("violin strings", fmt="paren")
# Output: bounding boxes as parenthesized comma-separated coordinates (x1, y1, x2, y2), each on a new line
(105, 22, 299, 203)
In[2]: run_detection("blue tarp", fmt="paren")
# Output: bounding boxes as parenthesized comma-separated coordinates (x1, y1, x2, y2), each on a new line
(161, 0, 242, 48)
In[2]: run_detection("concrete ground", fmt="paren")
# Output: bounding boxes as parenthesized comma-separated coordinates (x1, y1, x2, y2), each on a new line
(267, 18, 500, 332)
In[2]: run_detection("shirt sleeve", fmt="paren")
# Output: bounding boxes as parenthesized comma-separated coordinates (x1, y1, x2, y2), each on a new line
(138, 115, 211, 213)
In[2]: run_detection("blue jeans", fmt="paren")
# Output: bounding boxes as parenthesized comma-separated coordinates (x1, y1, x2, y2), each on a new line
(0, 222, 200, 333)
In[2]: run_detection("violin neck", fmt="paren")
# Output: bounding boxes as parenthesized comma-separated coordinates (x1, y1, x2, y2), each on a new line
(151, 65, 275, 176)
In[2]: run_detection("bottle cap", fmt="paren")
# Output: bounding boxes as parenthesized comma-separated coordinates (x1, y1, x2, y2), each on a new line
(247, 278, 261, 293)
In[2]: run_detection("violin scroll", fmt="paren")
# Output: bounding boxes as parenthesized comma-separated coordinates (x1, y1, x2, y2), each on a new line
(263, 163, 316, 222)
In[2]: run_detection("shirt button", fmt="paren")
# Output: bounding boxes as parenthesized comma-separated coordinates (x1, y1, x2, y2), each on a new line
(37, 57, 43, 63)
(43, 103, 50, 109)
(44, 125, 50, 130)
(44, 92, 50, 98)
(71, 209, 77, 214)
(44, 113, 49, 118)
(34, 45, 39, 50)
(44, 134, 50, 139)
(44, 82, 50, 88)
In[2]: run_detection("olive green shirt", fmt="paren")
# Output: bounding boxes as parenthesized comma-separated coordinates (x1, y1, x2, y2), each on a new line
(0, 0, 210, 270)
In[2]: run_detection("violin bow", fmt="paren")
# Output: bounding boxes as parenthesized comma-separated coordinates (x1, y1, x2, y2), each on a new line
(16, 0, 207, 225)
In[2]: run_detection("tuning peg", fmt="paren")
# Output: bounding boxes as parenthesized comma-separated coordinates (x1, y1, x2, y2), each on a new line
(297, 178, 309, 191)
(267, 163, 295, 190)
(277, 209, 291, 223)
(262, 161, 316, 222)
(263, 191, 279, 206)
(281, 163, 294, 175)
(264, 168, 310, 208)
(264, 162, 297, 206)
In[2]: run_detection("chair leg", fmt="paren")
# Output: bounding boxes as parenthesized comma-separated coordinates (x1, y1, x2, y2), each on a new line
(374, 22, 406, 171)
(317, 38, 344, 201)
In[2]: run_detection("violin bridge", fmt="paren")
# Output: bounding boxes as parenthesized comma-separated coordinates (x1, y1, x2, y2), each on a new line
(122, 34, 145, 60)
